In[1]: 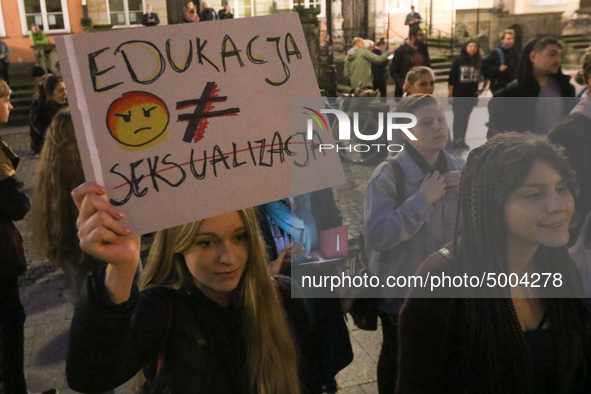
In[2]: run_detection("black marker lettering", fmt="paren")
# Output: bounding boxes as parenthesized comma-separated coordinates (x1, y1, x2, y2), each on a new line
(265, 37, 290, 86)
(232, 142, 247, 167)
(166, 39, 193, 73)
(88, 48, 123, 93)
(114, 40, 166, 85)
(196, 38, 220, 72)
(246, 35, 266, 64)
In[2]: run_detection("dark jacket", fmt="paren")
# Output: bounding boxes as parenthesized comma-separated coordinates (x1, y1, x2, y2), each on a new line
(397, 247, 591, 393)
(389, 42, 430, 85)
(30, 100, 65, 138)
(218, 8, 233, 19)
(548, 112, 591, 243)
(200, 8, 219, 21)
(487, 39, 575, 137)
(372, 48, 388, 84)
(67, 266, 320, 393)
(141, 12, 160, 26)
(0, 169, 29, 276)
(482, 45, 518, 93)
(448, 45, 482, 97)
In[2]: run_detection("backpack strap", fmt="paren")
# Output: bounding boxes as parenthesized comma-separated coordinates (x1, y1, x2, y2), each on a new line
(495, 47, 505, 66)
(388, 158, 406, 206)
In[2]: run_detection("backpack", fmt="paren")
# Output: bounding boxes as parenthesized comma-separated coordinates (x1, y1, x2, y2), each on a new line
(343, 159, 405, 330)
(482, 47, 505, 80)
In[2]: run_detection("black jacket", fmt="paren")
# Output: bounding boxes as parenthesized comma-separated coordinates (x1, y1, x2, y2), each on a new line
(389, 42, 430, 85)
(482, 45, 518, 93)
(548, 113, 591, 243)
(487, 39, 575, 137)
(0, 175, 29, 277)
(67, 266, 320, 393)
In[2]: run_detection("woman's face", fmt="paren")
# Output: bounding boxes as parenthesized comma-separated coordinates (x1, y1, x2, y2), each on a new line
(48, 82, 67, 105)
(187, 1, 195, 9)
(466, 43, 478, 56)
(504, 160, 574, 252)
(0, 93, 13, 123)
(404, 103, 449, 154)
(183, 211, 249, 306)
(409, 73, 435, 95)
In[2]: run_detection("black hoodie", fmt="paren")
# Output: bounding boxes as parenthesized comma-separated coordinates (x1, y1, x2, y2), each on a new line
(487, 38, 575, 137)
(448, 43, 482, 97)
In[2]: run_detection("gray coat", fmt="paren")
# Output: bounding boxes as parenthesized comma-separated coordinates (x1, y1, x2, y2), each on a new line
(363, 149, 465, 313)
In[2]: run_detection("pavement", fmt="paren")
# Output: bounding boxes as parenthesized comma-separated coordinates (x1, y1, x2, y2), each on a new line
(0, 76, 560, 393)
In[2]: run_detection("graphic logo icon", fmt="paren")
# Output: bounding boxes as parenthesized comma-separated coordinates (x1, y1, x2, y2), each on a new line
(302, 106, 328, 133)
(106, 91, 170, 149)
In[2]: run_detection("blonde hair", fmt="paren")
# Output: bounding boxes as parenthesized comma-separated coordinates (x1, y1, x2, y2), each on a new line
(499, 29, 515, 40)
(0, 79, 9, 98)
(139, 208, 301, 394)
(403, 66, 435, 93)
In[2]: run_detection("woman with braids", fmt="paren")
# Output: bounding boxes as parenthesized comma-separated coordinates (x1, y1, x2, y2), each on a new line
(29, 74, 67, 155)
(67, 182, 319, 393)
(31, 109, 103, 305)
(364, 94, 464, 393)
(397, 132, 591, 393)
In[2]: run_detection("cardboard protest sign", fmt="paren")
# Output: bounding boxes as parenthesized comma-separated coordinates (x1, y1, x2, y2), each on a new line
(56, 13, 345, 235)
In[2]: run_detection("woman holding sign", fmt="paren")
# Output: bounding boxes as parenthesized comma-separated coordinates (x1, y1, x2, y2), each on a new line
(397, 133, 591, 393)
(67, 183, 319, 393)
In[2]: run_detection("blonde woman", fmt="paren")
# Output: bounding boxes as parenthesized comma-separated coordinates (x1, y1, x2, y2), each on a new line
(403, 66, 435, 96)
(67, 183, 317, 393)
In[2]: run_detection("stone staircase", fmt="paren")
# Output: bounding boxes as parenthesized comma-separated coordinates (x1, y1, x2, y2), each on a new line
(561, 33, 591, 66)
(7, 62, 36, 126)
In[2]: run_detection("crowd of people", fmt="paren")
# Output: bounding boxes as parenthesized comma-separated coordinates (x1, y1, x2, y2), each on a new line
(1, 9, 591, 394)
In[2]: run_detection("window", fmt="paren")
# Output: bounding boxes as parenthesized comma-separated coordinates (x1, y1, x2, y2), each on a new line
(289, 0, 325, 17)
(391, 0, 413, 12)
(231, 0, 254, 18)
(18, 0, 71, 35)
(108, 0, 144, 27)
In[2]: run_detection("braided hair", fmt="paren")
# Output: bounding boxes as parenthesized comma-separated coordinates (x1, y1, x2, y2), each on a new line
(452, 132, 590, 392)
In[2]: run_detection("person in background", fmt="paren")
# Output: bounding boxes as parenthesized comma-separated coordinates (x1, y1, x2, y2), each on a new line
(487, 37, 575, 137)
(200, 1, 219, 21)
(390, 29, 430, 98)
(0, 40, 10, 85)
(482, 29, 518, 94)
(372, 38, 389, 99)
(403, 66, 435, 96)
(31, 66, 46, 85)
(548, 60, 591, 244)
(0, 79, 28, 394)
(29, 25, 52, 72)
(0, 79, 55, 394)
(448, 40, 484, 152)
(364, 95, 464, 393)
(29, 74, 67, 155)
(29, 24, 49, 45)
(218, 1, 234, 19)
(31, 109, 103, 305)
(141, 4, 160, 27)
(183, 1, 200, 22)
(573, 49, 591, 97)
(345, 37, 393, 91)
(257, 190, 354, 393)
(397, 132, 591, 393)
(404, 5, 422, 37)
